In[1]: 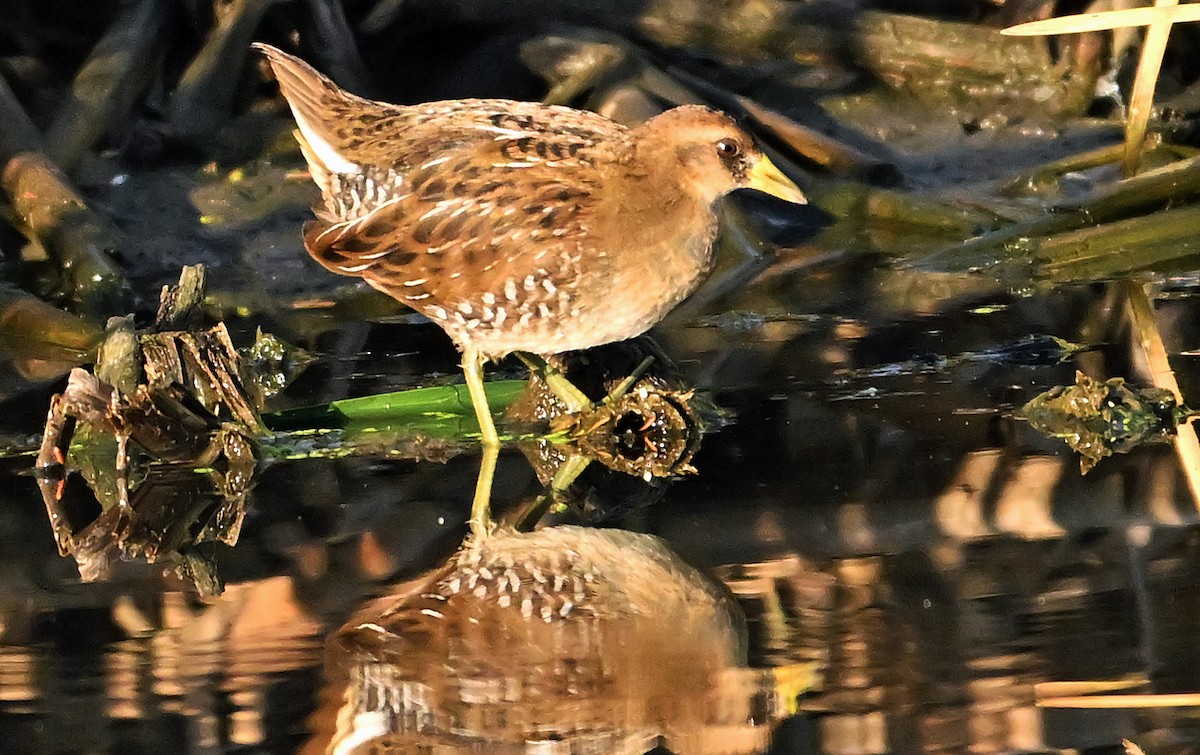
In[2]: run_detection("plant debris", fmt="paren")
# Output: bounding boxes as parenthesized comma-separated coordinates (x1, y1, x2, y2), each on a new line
(1017, 370, 1195, 473)
(33, 266, 270, 594)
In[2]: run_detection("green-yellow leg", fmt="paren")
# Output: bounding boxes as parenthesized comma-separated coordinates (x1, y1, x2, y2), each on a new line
(514, 352, 592, 413)
(511, 453, 593, 530)
(463, 348, 499, 538)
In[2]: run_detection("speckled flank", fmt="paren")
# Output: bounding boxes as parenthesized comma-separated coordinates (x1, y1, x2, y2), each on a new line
(257, 43, 765, 358)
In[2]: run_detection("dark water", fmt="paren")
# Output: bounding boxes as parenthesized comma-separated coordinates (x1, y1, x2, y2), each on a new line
(5, 273, 1200, 754)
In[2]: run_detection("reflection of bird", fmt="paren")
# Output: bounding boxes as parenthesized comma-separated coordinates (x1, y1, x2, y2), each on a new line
(326, 526, 785, 754)
(255, 44, 806, 532)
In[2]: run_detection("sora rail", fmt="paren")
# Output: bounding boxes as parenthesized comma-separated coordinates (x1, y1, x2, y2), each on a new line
(255, 44, 806, 533)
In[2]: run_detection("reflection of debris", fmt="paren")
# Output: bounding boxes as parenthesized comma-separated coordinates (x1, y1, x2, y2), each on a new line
(327, 526, 801, 753)
(716, 555, 833, 709)
(507, 343, 719, 522)
(564, 377, 704, 479)
(516, 346, 713, 477)
(32, 266, 296, 594)
(1017, 371, 1194, 473)
(845, 334, 1094, 379)
(37, 366, 257, 593)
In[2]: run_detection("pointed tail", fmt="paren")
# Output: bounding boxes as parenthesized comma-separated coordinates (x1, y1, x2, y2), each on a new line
(253, 42, 364, 188)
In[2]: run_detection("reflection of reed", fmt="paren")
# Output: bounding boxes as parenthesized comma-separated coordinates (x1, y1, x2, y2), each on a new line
(321, 526, 794, 754)
(789, 535, 1162, 754)
(0, 575, 325, 752)
(717, 555, 833, 673)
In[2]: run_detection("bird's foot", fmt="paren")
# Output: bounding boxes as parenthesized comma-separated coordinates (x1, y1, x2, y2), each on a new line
(515, 352, 592, 413)
(516, 352, 655, 413)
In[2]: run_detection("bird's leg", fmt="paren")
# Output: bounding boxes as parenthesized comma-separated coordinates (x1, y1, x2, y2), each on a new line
(463, 348, 499, 537)
(515, 352, 592, 413)
(464, 348, 500, 447)
(472, 442, 499, 538)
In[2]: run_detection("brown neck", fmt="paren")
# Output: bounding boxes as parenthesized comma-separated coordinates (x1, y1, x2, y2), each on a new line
(599, 146, 720, 259)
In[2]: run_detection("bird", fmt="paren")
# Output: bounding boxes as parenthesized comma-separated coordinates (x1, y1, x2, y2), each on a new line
(254, 43, 807, 534)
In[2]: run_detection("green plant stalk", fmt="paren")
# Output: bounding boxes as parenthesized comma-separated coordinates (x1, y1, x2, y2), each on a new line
(260, 380, 533, 460)
(1036, 204, 1200, 281)
(913, 154, 1200, 273)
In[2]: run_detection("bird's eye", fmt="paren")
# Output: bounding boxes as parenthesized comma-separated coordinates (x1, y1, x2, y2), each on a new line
(716, 139, 740, 158)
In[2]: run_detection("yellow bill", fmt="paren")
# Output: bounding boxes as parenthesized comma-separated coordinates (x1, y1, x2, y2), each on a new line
(747, 155, 807, 204)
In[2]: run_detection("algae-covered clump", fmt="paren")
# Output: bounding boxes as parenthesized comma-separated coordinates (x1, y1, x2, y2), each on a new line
(1018, 371, 1194, 473)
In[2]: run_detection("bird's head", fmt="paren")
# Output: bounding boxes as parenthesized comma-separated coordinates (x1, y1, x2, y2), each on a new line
(634, 105, 807, 207)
